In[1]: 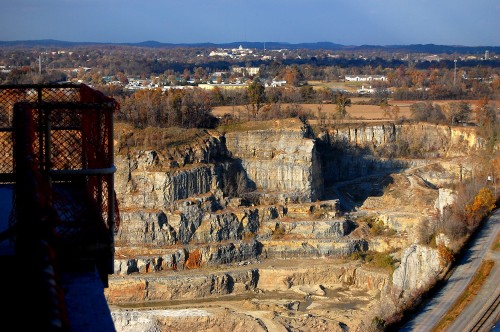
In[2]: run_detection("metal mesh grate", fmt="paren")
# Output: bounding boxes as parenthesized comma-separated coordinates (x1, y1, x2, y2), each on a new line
(0, 132, 13, 174)
(0, 85, 81, 125)
(1, 83, 119, 275)
(0, 84, 119, 328)
(0, 84, 83, 177)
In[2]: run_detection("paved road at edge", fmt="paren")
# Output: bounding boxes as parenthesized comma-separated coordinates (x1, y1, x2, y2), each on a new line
(400, 208, 500, 331)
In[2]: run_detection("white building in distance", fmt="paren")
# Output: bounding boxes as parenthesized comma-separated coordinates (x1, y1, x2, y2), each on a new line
(345, 75, 387, 82)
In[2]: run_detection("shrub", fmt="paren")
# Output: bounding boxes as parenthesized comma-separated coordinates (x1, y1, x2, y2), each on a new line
(365, 252, 396, 271)
(352, 251, 396, 272)
(350, 251, 363, 261)
(437, 244, 454, 268)
(271, 224, 286, 239)
(370, 220, 386, 236)
(409, 101, 446, 123)
(370, 316, 386, 331)
(465, 187, 496, 228)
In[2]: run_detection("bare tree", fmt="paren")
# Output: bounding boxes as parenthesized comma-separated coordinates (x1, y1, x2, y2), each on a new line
(334, 92, 351, 119)
(446, 101, 471, 125)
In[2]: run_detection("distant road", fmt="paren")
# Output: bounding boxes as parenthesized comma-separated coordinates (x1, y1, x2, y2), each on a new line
(400, 208, 500, 331)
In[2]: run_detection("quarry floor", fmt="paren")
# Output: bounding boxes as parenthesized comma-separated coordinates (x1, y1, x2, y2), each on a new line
(108, 156, 474, 331)
(110, 258, 381, 332)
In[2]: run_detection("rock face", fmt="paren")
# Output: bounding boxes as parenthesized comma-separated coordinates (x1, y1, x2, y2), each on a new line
(322, 123, 481, 156)
(115, 153, 220, 209)
(392, 244, 444, 293)
(112, 121, 482, 273)
(256, 264, 387, 293)
(112, 308, 268, 332)
(224, 119, 323, 202)
(106, 262, 388, 305)
(317, 122, 481, 183)
(110, 121, 482, 298)
(259, 238, 367, 259)
(113, 240, 263, 275)
(106, 269, 259, 303)
(108, 120, 487, 331)
(359, 173, 439, 233)
(435, 188, 457, 215)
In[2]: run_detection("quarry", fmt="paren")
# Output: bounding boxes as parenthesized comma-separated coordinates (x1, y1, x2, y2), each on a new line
(106, 117, 492, 331)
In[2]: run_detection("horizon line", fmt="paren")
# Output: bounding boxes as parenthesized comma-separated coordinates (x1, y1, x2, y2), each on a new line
(0, 39, 499, 48)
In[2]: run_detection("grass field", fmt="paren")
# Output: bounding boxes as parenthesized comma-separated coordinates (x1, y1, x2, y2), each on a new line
(212, 80, 500, 123)
(212, 97, 498, 123)
(212, 103, 410, 122)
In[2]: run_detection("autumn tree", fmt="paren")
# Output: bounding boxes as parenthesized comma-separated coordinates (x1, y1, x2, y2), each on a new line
(265, 87, 283, 103)
(115, 71, 129, 84)
(91, 73, 104, 85)
(210, 86, 224, 105)
(300, 85, 316, 102)
(180, 89, 217, 128)
(182, 68, 191, 82)
(184, 249, 202, 269)
(282, 65, 303, 87)
(246, 80, 266, 120)
(118, 89, 162, 127)
(117, 88, 217, 129)
(334, 92, 351, 119)
(446, 101, 472, 125)
(475, 97, 496, 131)
(370, 81, 391, 105)
(492, 76, 500, 98)
(165, 89, 183, 126)
(410, 102, 446, 123)
(381, 102, 400, 120)
(316, 87, 333, 103)
(465, 187, 496, 228)
(193, 67, 207, 83)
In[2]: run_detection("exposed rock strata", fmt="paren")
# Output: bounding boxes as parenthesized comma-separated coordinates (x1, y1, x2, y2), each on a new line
(109, 120, 486, 331)
(106, 269, 259, 303)
(112, 308, 268, 332)
(113, 240, 262, 275)
(224, 119, 323, 202)
(392, 244, 445, 293)
(106, 262, 388, 305)
(321, 123, 480, 155)
(317, 122, 481, 183)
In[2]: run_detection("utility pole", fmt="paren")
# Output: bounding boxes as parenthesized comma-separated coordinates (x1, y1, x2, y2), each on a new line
(39, 55, 42, 74)
(453, 59, 457, 86)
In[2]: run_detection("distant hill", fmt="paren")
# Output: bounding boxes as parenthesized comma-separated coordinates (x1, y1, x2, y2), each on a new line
(0, 39, 498, 54)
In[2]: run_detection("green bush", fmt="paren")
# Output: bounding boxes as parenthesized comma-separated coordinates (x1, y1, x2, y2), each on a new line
(364, 252, 396, 271)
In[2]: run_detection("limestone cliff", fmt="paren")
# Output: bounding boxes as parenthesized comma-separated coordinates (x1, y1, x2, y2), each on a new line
(106, 262, 388, 305)
(113, 120, 334, 271)
(113, 121, 482, 268)
(108, 120, 489, 331)
(224, 118, 323, 202)
(392, 244, 445, 294)
(316, 122, 482, 183)
(115, 152, 222, 210)
(321, 123, 481, 156)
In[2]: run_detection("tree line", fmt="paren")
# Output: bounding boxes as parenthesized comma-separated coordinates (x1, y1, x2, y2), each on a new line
(115, 88, 218, 129)
(1, 46, 499, 101)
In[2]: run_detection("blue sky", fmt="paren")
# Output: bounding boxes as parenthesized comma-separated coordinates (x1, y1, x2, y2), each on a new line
(1, 0, 499, 46)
